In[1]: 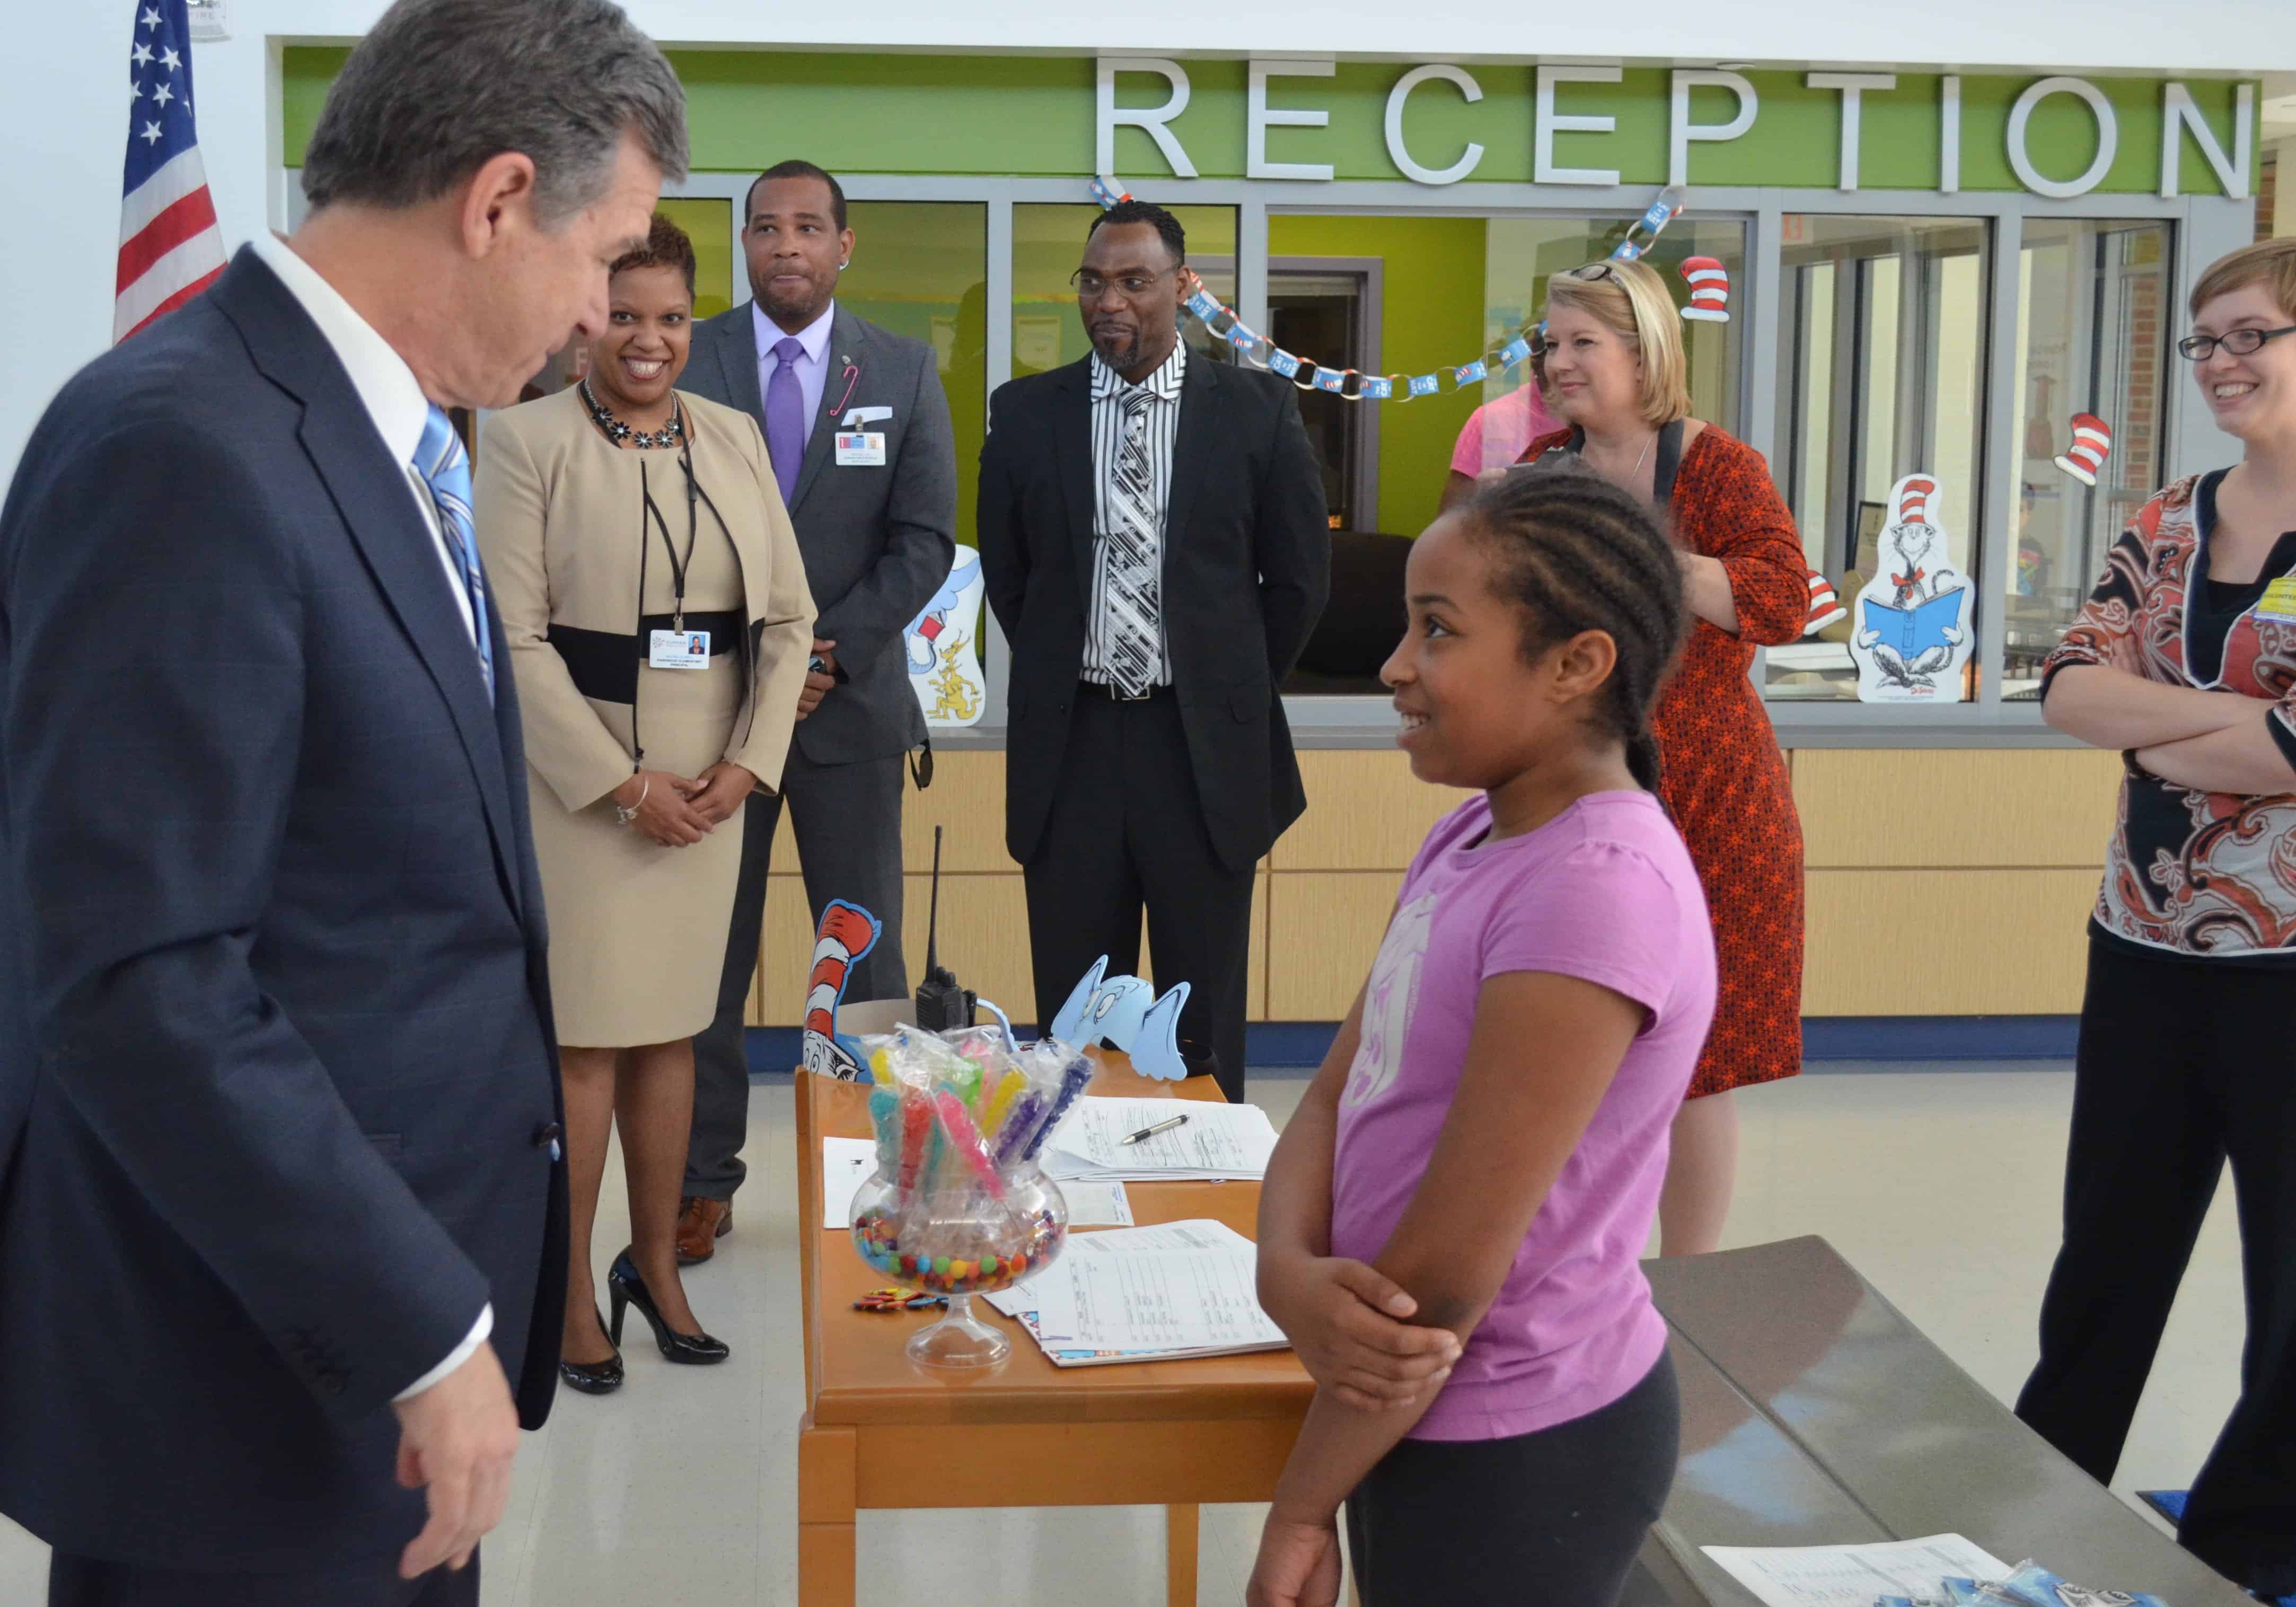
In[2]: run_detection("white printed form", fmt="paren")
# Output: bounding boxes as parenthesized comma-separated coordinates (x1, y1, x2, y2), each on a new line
(1063, 1220, 1286, 1351)
(1698, 1535, 2012, 1607)
(1044, 1100, 1279, 1179)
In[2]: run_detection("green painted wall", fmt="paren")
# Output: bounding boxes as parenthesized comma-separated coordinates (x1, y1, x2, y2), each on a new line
(281, 49, 2256, 198)
(1270, 215, 1486, 538)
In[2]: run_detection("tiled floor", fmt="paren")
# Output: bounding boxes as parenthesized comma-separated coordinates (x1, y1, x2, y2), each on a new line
(0, 1064, 2249, 1604)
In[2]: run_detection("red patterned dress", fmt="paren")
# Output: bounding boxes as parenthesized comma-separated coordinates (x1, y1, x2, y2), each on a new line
(1523, 425, 1809, 1096)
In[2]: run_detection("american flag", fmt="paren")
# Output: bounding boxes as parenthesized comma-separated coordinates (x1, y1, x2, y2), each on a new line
(116, 0, 224, 343)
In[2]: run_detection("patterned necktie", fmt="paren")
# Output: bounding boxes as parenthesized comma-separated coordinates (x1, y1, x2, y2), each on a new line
(414, 405, 495, 703)
(765, 335, 807, 508)
(1101, 388, 1164, 696)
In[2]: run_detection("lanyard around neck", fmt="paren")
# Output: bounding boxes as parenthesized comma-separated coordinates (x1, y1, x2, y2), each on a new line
(639, 445, 701, 631)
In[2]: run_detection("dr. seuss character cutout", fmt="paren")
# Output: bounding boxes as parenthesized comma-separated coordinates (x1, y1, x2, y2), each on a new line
(1849, 474, 1975, 702)
(905, 546, 985, 728)
(800, 900, 883, 1081)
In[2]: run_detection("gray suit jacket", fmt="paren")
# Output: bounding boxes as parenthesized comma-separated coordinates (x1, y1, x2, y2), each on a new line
(684, 303, 956, 766)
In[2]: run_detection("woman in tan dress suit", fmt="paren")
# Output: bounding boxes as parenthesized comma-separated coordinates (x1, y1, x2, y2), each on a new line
(476, 215, 814, 1394)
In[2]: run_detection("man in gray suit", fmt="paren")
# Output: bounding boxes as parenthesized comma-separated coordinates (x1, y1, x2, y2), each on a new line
(676, 160, 956, 1260)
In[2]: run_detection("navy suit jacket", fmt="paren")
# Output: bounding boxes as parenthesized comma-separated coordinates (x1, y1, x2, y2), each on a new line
(0, 249, 567, 1571)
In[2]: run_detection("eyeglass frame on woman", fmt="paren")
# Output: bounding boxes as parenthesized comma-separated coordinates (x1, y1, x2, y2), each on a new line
(1532, 262, 1635, 362)
(2177, 325, 2296, 361)
(1070, 266, 1181, 303)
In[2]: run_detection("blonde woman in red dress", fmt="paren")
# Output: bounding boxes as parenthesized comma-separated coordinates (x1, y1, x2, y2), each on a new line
(1516, 260, 1809, 1255)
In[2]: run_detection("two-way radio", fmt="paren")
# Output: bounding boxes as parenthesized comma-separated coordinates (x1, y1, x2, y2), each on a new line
(912, 825, 975, 1031)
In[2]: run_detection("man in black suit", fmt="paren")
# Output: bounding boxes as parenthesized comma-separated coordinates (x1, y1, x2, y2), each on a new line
(978, 201, 1329, 1101)
(0, 3, 683, 1602)
(676, 160, 956, 1262)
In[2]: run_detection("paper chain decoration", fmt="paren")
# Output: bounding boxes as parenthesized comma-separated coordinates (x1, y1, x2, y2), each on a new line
(1088, 178, 1723, 402)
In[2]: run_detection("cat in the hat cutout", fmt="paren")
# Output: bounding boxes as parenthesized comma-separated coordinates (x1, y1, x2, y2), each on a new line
(1848, 473, 1975, 701)
(1680, 257, 1730, 323)
(800, 900, 883, 1081)
(2055, 413, 2114, 487)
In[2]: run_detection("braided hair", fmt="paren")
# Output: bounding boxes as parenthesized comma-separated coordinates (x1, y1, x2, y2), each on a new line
(1458, 460, 1687, 793)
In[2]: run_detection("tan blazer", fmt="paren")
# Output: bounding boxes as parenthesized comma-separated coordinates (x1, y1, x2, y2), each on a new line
(474, 386, 816, 810)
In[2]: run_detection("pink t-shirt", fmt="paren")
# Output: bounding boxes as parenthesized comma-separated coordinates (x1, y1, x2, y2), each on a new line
(1329, 790, 1716, 1441)
(1449, 386, 1564, 478)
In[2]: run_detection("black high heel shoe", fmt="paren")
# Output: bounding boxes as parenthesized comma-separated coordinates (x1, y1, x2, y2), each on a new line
(558, 1304, 624, 1396)
(607, 1248, 729, 1364)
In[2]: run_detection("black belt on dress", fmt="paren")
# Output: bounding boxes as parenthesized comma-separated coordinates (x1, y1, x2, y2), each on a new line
(548, 610, 744, 705)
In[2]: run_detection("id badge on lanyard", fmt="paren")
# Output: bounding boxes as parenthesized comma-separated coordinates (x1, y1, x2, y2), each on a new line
(643, 454, 709, 670)
(649, 629, 709, 669)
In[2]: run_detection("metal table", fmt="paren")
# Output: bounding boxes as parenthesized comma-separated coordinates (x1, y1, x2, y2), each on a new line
(1628, 1236, 2249, 1605)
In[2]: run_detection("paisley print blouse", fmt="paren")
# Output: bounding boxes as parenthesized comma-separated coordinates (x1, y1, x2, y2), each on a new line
(2042, 471, 2296, 960)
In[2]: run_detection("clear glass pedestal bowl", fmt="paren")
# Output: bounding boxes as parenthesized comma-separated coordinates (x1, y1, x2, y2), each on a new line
(848, 1161, 1069, 1367)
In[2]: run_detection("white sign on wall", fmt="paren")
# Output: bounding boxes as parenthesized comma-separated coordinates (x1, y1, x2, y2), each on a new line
(1094, 57, 2255, 200)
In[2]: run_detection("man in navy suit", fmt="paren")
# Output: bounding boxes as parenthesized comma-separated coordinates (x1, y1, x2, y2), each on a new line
(0, 3, 683, 1602)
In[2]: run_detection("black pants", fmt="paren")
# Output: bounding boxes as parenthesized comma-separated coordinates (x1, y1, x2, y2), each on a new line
(1345, 1352, 1678, 1607)
(1024, 689, 1256, 1102)
(687, 749, 909, 1202)
(51, 1548, 477, 1606)
(2016, 937, 2296, 1595)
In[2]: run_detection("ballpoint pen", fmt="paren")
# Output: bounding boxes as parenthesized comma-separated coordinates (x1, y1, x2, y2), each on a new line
(1119, 1113, 1189, 1146)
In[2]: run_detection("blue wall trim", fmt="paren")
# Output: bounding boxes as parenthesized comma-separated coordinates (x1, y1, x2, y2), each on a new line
(746, 1014, 2078, 1080)
(1799, 1014, 2077, 1062)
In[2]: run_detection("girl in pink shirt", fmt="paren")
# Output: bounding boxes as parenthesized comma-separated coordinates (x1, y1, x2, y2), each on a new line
(1248, 465, 1717, 1607)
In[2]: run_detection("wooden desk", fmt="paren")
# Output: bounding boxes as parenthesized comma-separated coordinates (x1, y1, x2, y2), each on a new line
(793, 1055, 1312, 1607)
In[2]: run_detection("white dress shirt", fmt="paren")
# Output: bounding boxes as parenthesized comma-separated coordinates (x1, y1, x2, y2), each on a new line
(249, 231, 494, 1400)
(753, 299, 837, 438)
(1083, 341, 1185, 687)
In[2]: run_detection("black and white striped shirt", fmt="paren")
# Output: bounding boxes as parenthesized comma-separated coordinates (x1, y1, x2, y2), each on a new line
(1083, 342, 1185, 687)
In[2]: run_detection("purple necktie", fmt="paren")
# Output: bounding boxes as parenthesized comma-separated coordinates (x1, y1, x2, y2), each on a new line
(765, 335, 807, 508)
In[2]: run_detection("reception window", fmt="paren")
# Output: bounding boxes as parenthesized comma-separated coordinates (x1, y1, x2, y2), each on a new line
(1257, 211, 1746, 695)
(2004, 219, 2174, 699)
(565, 168, 2223, 738)
(1768, 215, 1992, 703)
(835, 201, 989, 554)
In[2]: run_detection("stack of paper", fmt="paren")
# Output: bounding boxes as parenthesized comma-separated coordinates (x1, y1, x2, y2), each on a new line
(1035, 1098, 1280, 1183)
(986, 1219, 1291, 1367)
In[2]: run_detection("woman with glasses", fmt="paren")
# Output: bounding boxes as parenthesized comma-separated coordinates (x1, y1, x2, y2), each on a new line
(1515, 259, 1810, 1257)
(2017, 237, 2296, 1599)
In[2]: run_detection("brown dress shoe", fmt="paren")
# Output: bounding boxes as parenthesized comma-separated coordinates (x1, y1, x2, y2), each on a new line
(675, 1196, 733, 1266)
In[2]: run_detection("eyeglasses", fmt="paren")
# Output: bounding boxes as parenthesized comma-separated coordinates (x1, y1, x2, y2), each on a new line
(1564, 263, 1620, 284)
(2177, 325, 2296, 361)
(1070, 267, 1178, 302)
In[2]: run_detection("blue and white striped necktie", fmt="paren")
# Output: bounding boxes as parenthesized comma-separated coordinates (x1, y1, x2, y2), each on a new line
(414, 405, 495, 703)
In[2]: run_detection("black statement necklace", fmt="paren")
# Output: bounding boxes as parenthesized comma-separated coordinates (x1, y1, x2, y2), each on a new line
(580, 378, 685, 449)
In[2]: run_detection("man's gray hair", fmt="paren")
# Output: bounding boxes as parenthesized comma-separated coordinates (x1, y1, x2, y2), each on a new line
(302, 0, 688, 227)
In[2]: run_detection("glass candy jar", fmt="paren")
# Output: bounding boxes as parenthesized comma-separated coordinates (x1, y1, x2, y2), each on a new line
(849, 1159, 1069, 1367)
